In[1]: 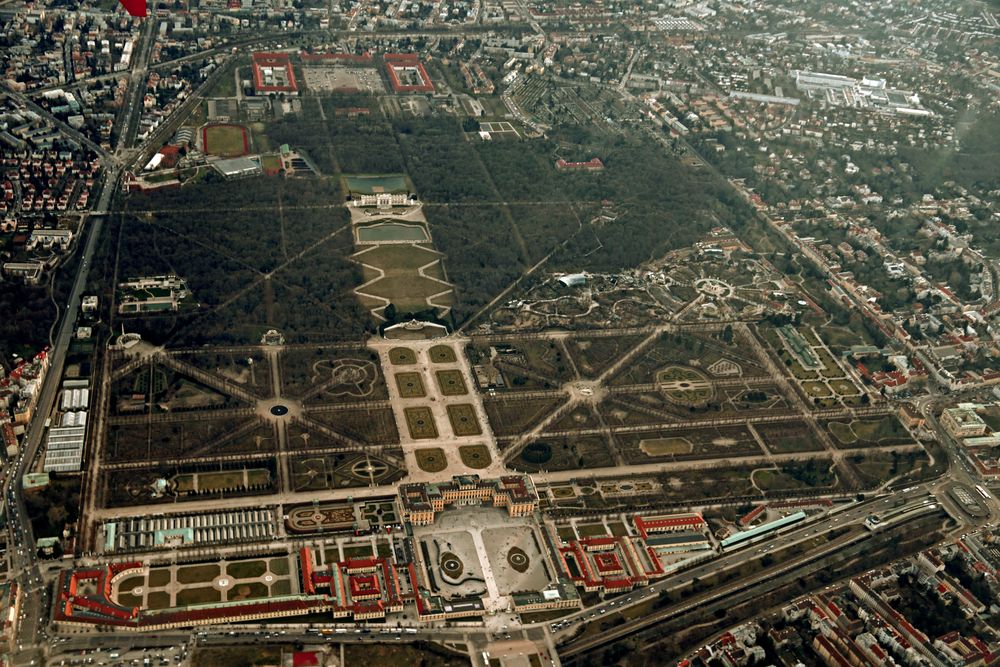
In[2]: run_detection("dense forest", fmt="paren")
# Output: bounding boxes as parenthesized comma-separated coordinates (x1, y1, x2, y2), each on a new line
(901, 110, 1000, 194)
(107, 107, 755, 341)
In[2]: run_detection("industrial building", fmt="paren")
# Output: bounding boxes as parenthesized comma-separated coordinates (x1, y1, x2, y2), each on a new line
(212, 156, 263, 180)
(43, 424, 85, 472)
(61, 387, 89, 412)
(720, 511, 806, 550)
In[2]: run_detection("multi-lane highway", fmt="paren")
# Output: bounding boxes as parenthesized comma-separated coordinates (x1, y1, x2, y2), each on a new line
(554, 488, 945, 658)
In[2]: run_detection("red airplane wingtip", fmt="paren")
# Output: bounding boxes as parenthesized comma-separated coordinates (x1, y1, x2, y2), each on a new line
(119, 0, 147, 17)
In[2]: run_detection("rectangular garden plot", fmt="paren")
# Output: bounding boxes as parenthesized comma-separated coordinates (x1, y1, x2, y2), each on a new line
(435, 370, 468, 396)
(447, 404, 482, 437)
(405, 407, 439, 439)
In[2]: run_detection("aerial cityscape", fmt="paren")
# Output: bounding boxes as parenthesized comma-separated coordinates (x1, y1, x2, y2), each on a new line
(0, 0, 999, 665)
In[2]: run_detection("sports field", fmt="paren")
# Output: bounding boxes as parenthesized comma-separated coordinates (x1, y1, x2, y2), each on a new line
(202, 124, 250, 157)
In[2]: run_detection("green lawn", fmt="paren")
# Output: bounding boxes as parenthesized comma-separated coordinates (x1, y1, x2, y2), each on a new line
(458, 444, 491, 469)
(176, 564, 220, 585)
(405, 407, 439, 439)
(203, 124, 248, 157)
(176, 586, 221, 606)
(447, 404, 482, 436)
(394, 371, 427, 398)
(343, 174, 411, 194)
(415, 447, 447, 472)
(436, 369, 468, 396)
(269, 557, 290, 576)
(226, 559, 267, 579)
(356, 244, 453, 312)
(828, 421, 858, 445)
(148, 568, 172, 588)
(389, 347, 417, 365)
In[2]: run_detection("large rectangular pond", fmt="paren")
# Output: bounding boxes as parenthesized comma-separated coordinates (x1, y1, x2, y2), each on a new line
(356, 222, 429, 242)
(344, 174, 409, 194)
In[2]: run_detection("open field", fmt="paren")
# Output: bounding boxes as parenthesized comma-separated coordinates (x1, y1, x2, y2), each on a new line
(754, 422, 824, 453)
(355, 243, 453, 314)
(826, 416, 912, 448)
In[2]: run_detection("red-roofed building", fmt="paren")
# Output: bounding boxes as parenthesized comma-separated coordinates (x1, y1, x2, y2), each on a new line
(292, 652, 320, 667)
(252, 53, 299, 95)
(593, 552, 624, 576)
(555, 158, 604, 172)
(384, 54, 434, 93)
(633, 513, 706, 539)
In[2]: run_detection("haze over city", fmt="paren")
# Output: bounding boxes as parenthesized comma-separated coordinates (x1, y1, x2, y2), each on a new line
(1, 0, 1000, 665)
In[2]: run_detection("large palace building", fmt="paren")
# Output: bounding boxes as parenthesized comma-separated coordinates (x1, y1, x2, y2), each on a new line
(398, 474, 537, 525)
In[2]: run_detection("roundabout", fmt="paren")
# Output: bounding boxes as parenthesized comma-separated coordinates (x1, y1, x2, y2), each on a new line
(257, 397, 303, 421)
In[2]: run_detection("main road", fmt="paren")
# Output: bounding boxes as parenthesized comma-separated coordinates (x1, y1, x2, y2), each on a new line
(4, 161, 122, 666)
